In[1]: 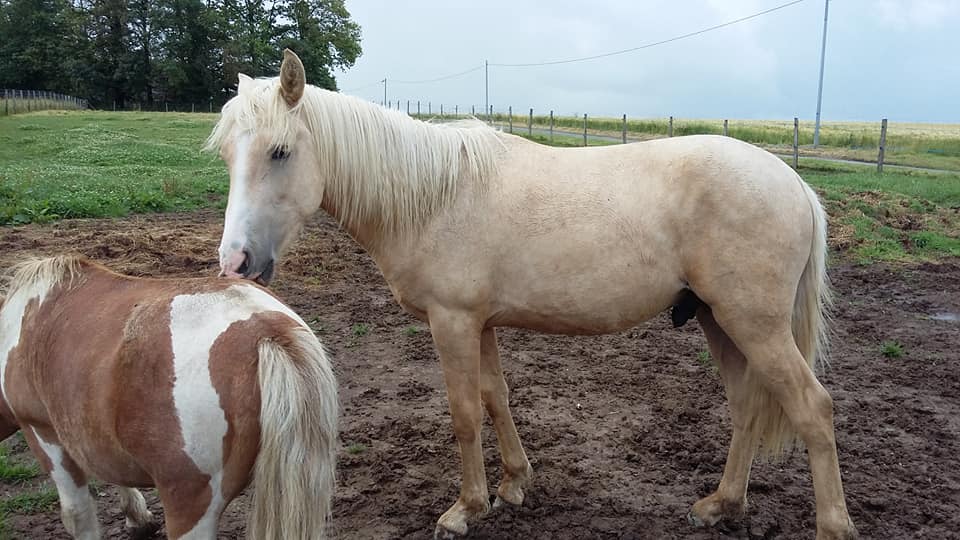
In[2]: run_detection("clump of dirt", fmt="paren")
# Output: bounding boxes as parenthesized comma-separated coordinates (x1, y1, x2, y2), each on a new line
(1, 210, 958, 539)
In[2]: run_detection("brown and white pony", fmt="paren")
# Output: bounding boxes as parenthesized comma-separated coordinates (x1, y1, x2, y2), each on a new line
(0, 255, 337, 539)
(207, 49, 857, 540)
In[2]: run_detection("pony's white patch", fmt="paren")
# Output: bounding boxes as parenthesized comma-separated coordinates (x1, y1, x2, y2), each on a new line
(30, 427, 100, 539)
(168, 284, 308, 510)
(219, 133, 252, 271)
(0, 275, 59, 409)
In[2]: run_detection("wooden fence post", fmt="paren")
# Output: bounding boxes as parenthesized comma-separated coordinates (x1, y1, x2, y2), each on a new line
(622, 113, 627, 143)
(528, 108, 533, 135)
(877, 118, 888, 173)
(583, 113, 588, 146)
(668, 116, 673, 137)
(723, 119, 729, 136)
(508, 106, 513, 133)
(549, 110, 554, 142)
(793, 117, 800, 170)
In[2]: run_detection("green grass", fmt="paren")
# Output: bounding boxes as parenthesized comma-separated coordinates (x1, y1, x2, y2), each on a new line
(403, 325, 421, 337)
(0, 110, 225, 225)
(881, 340, 905, 358)
(351, 323, 369, 337)
(0, 485, 60, 536)
(345, 443, 367, 455)
(801, 162, 960, 263)
(0, 446, 38, 484)
(695, 350, 714, 371)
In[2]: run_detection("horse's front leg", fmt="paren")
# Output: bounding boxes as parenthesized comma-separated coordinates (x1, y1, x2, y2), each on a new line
(430, 309, 490, 538)
(479, 328, 533, 507)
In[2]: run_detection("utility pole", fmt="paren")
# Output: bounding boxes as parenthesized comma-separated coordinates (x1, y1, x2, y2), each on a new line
(484, 60, 489, 122)
(382, 78, 387, 107)
(813, 0, 830, 148)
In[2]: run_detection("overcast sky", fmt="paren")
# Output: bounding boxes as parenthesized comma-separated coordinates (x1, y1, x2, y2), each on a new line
(331, 0, 960, 123)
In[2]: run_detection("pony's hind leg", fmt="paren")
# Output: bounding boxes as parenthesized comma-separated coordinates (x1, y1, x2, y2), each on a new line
(155, 475, 223, 540)
(22, 426, 101, 540)
(687, 307, 756, 527)
(711, 306, 857, 540)
(479, 328, 533, 507)
(117, 487, 158, 538)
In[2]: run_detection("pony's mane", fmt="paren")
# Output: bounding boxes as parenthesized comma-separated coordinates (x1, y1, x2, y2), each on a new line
(205, 77, 503, 236)
(2, 255, 85, 299)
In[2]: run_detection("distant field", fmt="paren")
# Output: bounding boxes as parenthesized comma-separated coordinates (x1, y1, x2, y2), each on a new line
(423, 112, 960, 171)
(2, 110, 957, 262)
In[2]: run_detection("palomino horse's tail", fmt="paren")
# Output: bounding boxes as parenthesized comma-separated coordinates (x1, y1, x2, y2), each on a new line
(751, 180, 833, 457)
(249, 327, 338, 539)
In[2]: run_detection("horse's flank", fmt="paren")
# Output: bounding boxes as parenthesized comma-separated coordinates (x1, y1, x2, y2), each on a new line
(206, 77, 503, 236)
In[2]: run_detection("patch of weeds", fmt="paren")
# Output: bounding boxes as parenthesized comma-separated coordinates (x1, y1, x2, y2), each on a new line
(0, 446, 38, 483)
(0, 486, 59, 514)
(352, 323, 370, 337)
(695, 350, 716, 372)
(345, 443, 367, 455)
(880, 340, 904, 358)
(403, 326, 421, 337)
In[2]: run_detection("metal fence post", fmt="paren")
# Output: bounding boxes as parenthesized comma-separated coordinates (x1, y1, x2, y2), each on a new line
(440, 104, 443, 117)
(455, 105, 458, 116)
(508, 106, 513, 133)
(417, 100, 420, 116)
(723, 119, 729, 137)
(583, 113, 588, 146)
(668, 116, 673, 137)
(622, 113, 627, 144)
(877, 118, 888, 173)
(428, 102, 431, 115)
(528, 108, 533, 135)
(793, 117, 800, 170)
(549, 110, 554, 142)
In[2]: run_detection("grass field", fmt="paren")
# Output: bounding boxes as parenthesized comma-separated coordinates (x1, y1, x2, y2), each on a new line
(1, 110, 958, 263)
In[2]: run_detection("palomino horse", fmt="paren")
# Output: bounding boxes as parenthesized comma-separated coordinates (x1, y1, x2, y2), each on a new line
(208, 49, 857, 540)
(0, 255, 337, 539)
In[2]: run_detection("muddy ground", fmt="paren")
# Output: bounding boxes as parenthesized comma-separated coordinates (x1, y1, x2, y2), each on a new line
(0, 210, 958, 539)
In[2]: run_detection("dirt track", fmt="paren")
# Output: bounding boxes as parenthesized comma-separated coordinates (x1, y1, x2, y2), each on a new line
(1, 210, 958, 539)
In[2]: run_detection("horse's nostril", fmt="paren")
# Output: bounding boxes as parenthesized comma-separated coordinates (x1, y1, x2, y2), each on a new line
(237, 251, 250, 276)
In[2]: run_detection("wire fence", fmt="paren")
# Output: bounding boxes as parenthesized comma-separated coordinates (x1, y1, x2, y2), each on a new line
(377, 99, 958, 173)
(1, 89, 88, 116)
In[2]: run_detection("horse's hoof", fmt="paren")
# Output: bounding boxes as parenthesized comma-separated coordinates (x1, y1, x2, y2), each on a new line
(434, 523, 466, 540)
(687, 511, 707, 528)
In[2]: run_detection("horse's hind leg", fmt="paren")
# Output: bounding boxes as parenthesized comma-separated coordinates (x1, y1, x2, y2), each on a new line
(155, 475, 223, 540)
(117, 487, 158, 538)
(22, 426, 101, 539)
(479, 328, 533, 507)
(687, 307, 755, 527)
(710, 305, 856, 540)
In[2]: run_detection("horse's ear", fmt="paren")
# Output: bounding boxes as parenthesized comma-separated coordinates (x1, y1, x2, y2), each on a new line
(279, 49, 305, 107)
(237, 73, 253, 95)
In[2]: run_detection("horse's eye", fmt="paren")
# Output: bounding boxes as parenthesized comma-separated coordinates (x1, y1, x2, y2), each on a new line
(271, 146, 289, 161)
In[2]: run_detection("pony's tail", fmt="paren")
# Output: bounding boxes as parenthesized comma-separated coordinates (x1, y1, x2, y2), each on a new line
(750, 180, 833, 458)
(249, 327, 338, 540)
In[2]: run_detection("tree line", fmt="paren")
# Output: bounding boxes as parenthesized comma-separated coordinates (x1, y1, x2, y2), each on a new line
(0, 0, 362, 109)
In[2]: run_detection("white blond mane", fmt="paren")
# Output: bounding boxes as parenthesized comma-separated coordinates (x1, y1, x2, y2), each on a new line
(206, 77, 503, 235)
(2, 255, 84, 300)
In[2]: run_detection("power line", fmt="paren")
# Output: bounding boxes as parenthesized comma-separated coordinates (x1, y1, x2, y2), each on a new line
(490, 0, 807, 67)
(392, 64, 484, 84)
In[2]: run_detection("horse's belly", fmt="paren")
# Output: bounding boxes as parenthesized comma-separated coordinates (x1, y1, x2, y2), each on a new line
(491, 271, 683, 335)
